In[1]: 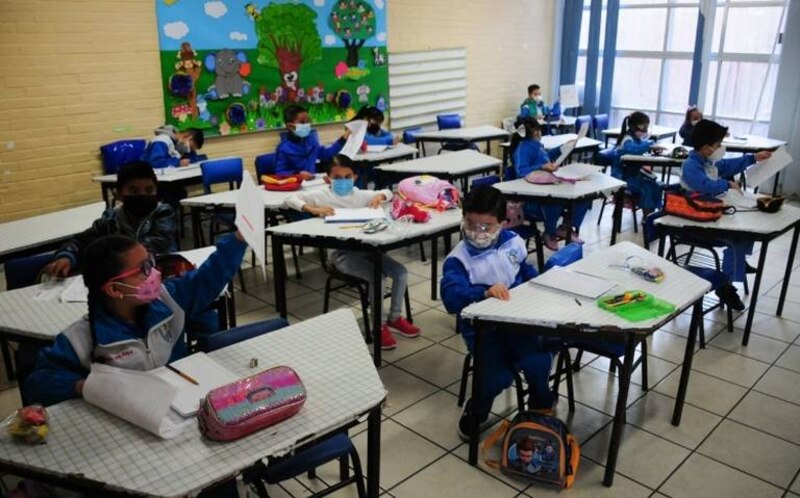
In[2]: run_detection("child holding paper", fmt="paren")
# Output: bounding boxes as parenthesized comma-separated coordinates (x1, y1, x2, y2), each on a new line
(612, 111, 666, 216)
(440, 186, 554, 440)
(285, 154, 421, 349)
(510, 117, 590, 250)
(274, 104, 351, 179)
(354, 105, 397, 146)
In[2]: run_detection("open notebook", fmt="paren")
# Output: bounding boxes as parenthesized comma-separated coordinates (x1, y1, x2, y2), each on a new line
(325, 208, 386, 223)
(529, 266, 617, 299)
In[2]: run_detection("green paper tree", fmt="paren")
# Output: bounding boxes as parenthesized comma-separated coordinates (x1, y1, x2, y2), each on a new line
(328, 0, 377, 68)
(252, 3, 322, 82)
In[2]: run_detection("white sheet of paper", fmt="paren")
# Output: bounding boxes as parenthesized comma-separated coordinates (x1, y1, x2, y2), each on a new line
(83, 363, 193, 439)
(556, 163, 600, 181)
(554, 139, 578, 167)
(325, 208, 386, 223)
(721, 189, 760, 209)
(530, 266, 617, 299)
(60, 276, 89, 303)
(341, 120, 368, 159)
(745, 146, 792, 188)
(560, 85, 580, 109)
(153, 353, 238, 417)
(235, 172, 267, 281)
(365, 145, 388, 153)
(32, 279, 68, 302)
(577, 121, 590, 140)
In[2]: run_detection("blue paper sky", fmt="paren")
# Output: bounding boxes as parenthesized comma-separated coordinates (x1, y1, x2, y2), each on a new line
(157, 0, 387, 52)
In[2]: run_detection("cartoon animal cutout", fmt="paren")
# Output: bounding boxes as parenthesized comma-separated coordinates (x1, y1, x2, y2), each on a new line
(372, 47, 385, 66)
(357, 84, 370, 104)
(308, 83, 325, 104)
(197, 95, 211, 122)
(281, 70, 299, 102)
(205, 49, 251, 99)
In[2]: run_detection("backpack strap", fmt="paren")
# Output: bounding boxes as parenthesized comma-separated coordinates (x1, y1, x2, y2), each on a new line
(481, 419, 510, 470)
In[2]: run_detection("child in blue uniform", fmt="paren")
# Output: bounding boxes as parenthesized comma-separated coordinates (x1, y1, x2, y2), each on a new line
(511, 116, 590, 250)
(441, 186, 555, 440)
(354, 105, 396, 146)
(613, 111, 666, 216)
(680, 119, 772, 300)
(679, 106, 703, 147)
(520, 84, 547, 119)
(275, 104, 350, 179)
(141, 125, 205, 169)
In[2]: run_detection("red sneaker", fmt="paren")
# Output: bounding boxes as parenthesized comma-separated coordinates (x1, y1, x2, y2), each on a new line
(387, 317, 421, 338)
(380, 325, 397, 350)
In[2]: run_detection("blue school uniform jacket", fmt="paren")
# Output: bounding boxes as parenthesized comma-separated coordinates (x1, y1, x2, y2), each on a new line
(440, 230, 538, 346)
(612, 135, 653, 179)
(680, 150, 755, 196)
(512, 139, 562, 179)
(24, 234, 247, 407)
(141, 134, 181, 169)
(364, 128, 394, 146)
(274, 132, 346, 176)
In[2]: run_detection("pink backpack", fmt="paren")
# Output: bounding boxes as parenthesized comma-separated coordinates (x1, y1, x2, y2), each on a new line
(397, 175, 460, 210)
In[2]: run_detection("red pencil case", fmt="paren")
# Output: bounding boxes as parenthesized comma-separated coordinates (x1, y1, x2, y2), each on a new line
(198, 366, 306, 442)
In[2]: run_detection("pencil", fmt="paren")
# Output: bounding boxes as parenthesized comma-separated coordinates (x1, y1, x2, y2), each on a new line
(166, 364, 199, 385)
(338, 224, 363, 229)
(574, 298, 582, 306)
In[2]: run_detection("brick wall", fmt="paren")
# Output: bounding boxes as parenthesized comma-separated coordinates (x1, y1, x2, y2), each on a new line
(0, 0, 553, 222)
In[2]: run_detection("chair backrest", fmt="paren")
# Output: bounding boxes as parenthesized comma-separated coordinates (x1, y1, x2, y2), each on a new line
(200, 157, 244, 194)
(368, 133, 395, 146)
(199, 317, 290, 352)
(501, 116, 518, 133)
(470, 174, 501, 189)
(543, 242, 583, 272)
(402, 126, 423, 144)
(592, 114, 609, 139)
(4, 253, 54, 290)
(575, 115, 593, 136)
(437, 114, 462, 130)
(99, 139, 147, 175)
(254, 153, 277, 178)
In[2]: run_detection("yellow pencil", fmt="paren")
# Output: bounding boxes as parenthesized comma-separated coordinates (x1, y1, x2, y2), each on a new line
(166, 364, 199, 385)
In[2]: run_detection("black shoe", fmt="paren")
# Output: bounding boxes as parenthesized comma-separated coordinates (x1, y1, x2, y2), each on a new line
(457, 399, 491, 442)
(746, 263, 758, 274)
(715, 284, 745, 311)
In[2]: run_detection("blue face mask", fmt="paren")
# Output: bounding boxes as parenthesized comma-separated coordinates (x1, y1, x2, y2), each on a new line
(293, 123, 312, 138)
(331, 178, 354, 196)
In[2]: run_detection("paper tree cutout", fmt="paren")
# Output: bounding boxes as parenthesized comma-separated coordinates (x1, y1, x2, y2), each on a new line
(328, 0, 377, 68)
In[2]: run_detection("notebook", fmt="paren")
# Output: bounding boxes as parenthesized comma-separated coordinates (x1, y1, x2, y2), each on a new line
(366, 145, 390, 153)
(153, 352, 239, 417)
(529, 266, 617, 299)
(325, 208, 386, 223)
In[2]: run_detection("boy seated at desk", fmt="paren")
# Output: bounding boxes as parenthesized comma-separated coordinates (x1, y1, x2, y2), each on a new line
(680, 119, 772, 307)
(285, 154, 421, 350)
(354, 105, 398, 146)
(44, 161, 176, 278)
(140, 125, 206, 169)
(274, 104, 350, 180)
(440, 186, 555, 440)
(520, 84, 547, 119)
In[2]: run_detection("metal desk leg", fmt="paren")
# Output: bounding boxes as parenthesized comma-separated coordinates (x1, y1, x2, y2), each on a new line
(190, 207, 202, 249)
(420, 141, 427, 157)
(657, 233, 666, 257)
(603, 333, 636, 487)
(673, 300, 702, 425)
(366, 407, 382, 498)
(1, 341, 15, 381)
(101, 185, 111, 208)
(272, 235, 288, 319)
(468, 319, 485, 465)
(777, 225, 799, 317)
(742, 240, 769, 346)
(772, 172, 781, 196)
(430, 236, 439, 301)
(372, 251, 383, 367)
(564, 203, 574, 244)
(486, 140, 491, 155)
(611, 188, 624, 245)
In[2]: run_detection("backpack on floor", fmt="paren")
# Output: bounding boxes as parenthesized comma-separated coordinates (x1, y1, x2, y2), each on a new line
(482, 411, 580, 488)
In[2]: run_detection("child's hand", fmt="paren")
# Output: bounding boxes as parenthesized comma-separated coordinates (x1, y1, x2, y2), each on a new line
(755, 150, 772, 162)
(44, 257, 71, 278)
(179, 158, 191, 167)
(309, 206, 335, 217)
(298, 171, 315, 181)
(728, 181, 742, 192)
(392, 134, 401, 145)
(542, 162, 558, 172)
(485, 284, 510, 300)
(368, 194, 386, 208)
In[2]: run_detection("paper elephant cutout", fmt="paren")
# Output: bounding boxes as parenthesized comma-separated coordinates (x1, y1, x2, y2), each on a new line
(205, 49, 251, 100)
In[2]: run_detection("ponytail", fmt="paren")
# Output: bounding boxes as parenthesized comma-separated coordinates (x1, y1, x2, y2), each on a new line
(618, 116, 630, 149)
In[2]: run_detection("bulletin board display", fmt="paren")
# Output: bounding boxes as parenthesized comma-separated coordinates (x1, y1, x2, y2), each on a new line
(156, 0, 389, 137)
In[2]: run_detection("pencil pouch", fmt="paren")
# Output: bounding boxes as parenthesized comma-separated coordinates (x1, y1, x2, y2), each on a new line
(198, 366, 306, 442)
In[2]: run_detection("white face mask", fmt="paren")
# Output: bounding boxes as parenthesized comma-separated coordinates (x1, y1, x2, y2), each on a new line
(690, 119, 700, 126)
(709, 145, 726, 162)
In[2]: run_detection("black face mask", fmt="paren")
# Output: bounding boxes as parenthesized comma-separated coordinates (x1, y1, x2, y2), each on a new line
(123, 195, 158, 218)
(367, 124, 381, 135)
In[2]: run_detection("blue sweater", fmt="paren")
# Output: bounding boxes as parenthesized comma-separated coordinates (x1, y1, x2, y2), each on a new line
(440, 230, 538, 344)
(24, 234, 247, 406)
(511, 139, 561, 179)
(612, 135, 653, 178)
(364, 128, 394, 146)
(275, 132, 346, 176)
(680, 150, 755, 196)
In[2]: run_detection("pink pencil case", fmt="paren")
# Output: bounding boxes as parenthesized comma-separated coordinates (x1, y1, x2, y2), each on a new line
(198, 366, 306, 442)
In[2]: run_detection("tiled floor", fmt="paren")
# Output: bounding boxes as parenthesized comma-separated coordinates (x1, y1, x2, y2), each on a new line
(1, 198, 799, 498)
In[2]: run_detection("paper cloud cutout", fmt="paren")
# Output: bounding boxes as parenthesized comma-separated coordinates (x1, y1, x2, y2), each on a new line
(204, 1, 227, 19)
(314, 0, 325, 6)
(163, 21, 189, 40)
(376, 32, 386, 42)
(230, 31, 248, 41)
(324, 34, 336, 46)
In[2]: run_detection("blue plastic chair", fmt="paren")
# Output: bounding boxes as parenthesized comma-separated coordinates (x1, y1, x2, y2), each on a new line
(254, 153, 277, 178)
(100, 139, 147, 174)
(402, 126, 423, 145)
(436, 114, 479, 154)
(592, 113, 610, 141)
(4, 253, 53, 291)
(200, 157, 244, 194)
(200, 318, 367, 498)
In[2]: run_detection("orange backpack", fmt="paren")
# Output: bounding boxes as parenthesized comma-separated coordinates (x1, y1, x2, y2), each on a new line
(664, 191, 733, 222)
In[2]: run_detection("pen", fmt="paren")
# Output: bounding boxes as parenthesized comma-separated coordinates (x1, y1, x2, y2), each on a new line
(338, 224, 363, 229)
(166, 364, 199, 385)
(574, 298, 582, 306)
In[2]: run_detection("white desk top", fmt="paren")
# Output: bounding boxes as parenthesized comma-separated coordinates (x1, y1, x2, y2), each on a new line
(0, 247, 217, 341)
(0, 202, 106, 260)
(352, 143, 417, 162)
(375, 149, 501, 175)
(621, 143, 686, 164)
(0, 309, 386, 498)
(268, 208, 462, 247)
(93, 164, 204, 184)
(656, 203, 800, 235)
(603, 125, 677, 139)
(493, 166, 626, 200)
(538, 116, 577, 127)
(723, 134, 788, 152)
(415, 125, 510, 141)
(499, 134, 603, 151)
(180, 178, 328, 210)
(462, 241, 710, 334)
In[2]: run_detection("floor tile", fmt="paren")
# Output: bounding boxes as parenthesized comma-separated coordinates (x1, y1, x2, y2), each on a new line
(626, 391, 721, 449)
(352, 419, 446, 490)
(793, 474, 800, 494)
(589, 354, 679, 388)
(752, 295, 800, 323)
(377, 365, 438, 416)
(660, 453, 783, 498)
(581, 424, 690, 488)
(391, 454, 519, 498)
(391, 390, 464, 451)
(766, 282, 800, 303)
(394, 344, 466, 389)
(646, 332, 695, 365)
(734, 312, 800, 343)
(520, 457, 652, 498)
(559, 366, 645, 416)
(698, 419, 800, 488)
(380, 336, 435, 364)
(689, 347, 770, 388)
(776, 345, 800, 373)
(653, 369, 747, 416)
(440, 333, 468, 355)
(753, 365, 800, 405)
(409, 308, 457, 343)
(235, 306, 283, 326)
(708, 330, 789, 363)
(728, 391, 800, 446)
(552, 397, 613, 444)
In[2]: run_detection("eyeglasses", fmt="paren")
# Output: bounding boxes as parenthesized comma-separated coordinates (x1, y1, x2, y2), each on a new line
(462, 221, 501, 234)
(105, 254, 156, 284)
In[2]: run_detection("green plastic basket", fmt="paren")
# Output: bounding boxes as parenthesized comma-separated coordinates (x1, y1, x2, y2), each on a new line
(597, 290, 676, 322)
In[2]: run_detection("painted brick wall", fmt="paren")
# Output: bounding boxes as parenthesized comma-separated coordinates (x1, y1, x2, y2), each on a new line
(0, 0, 553, 222)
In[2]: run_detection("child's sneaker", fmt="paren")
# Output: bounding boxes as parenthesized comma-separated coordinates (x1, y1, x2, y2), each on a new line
(380, 325, 397, 350)
(543, 234, 559, 251)
(556, 226, 584, 244)
(457, 399, 492, 442)
(387, 317, 420, 338)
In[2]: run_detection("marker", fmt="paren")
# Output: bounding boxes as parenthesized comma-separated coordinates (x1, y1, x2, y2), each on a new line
(166, 364, 199, 385)
(574, 298, 582, 306)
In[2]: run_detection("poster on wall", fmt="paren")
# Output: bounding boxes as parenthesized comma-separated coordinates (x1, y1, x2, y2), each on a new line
(156, 0, 389, 137)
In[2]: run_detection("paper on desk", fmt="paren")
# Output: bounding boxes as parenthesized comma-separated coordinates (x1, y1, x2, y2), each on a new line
(553, 122, 590, 167)
(721, 189, 759, 209)
(341, 120, 368, 159)
(530, 266, 616, 299)
(556, 163, 599, 181)
(153, 353, 238, 417)
(560, 84, 580, 109)
(83, 363, 193, 439)
(235, 172, 267, 281)
(60, 276, 89, 303)
(32, 279, 68, 302)
(325, 208, 386, 223)
(745, 146, 792, 188)
(366, 145, 389, 153)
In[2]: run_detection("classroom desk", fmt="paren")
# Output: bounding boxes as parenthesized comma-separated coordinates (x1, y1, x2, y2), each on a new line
(0, 202, 106, 265)
(620, 143, 687, 183)
(723, 135, 789, 193)
(268, 210, 463, 366)
(493, 166, 627, 248)
(655, 204, 800, 346)
(499, 134, 604, 171)
(353, 143, 418, 164)
(414, 125, 509, 156)
(93, 163, 205, 207)
(0, 309, 387, 498)
(461, 241, 710, 486)
(375, 149, 502, 193)
(602, 125, 678, 147)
